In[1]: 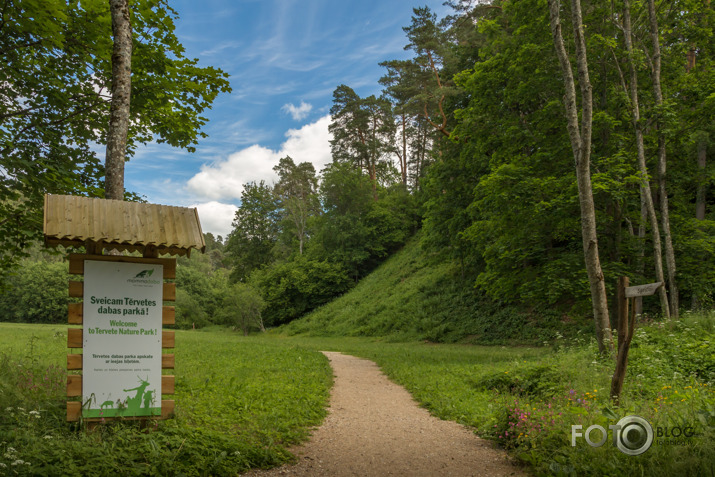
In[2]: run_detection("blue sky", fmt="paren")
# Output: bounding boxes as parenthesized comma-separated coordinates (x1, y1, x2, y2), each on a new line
(126, 0, 449, 238)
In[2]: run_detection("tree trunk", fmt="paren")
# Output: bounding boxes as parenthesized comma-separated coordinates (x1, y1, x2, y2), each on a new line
(105, 0, 132, 201)
(647, 0, 679, 318)
(696, 139, 707, 221)
(693, 138, 708, 308)
(635, 195, 647, 316)
(401, 114, 408, 186)
(623, 0, 670, 317)
(548, 0, 613, 355)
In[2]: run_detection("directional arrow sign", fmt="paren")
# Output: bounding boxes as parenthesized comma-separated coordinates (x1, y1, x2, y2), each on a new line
(625, 282, 663, 298)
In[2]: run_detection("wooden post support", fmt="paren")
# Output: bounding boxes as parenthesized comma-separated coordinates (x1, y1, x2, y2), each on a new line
(611, 277, 649, 405)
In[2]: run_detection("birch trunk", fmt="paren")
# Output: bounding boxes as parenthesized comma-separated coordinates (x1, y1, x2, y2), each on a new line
(647, 0, 679, 318)
(623, 0, 670, 317)
(105, 0, 132, 201)
(548, 0, 613, 354)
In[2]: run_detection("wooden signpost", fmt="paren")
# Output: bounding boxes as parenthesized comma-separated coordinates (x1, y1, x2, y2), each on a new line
(43, 194, 205, 424)
(611, 278, 663, 404)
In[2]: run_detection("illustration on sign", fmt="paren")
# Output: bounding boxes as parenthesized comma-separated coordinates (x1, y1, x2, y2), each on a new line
(82, 261, 163, 418)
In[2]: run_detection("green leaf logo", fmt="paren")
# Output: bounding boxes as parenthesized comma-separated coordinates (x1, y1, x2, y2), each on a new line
(135, 269, 154, 278)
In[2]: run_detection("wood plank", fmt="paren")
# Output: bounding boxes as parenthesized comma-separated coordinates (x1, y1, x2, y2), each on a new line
(162, 375, 175, 395)
(67, 354, 82, 370)
(162, 306, 175, 325)
(162, 354, 175, 369)
(69, 281, 83, 298)
(161, 400, 175, 419)
(162, 330, 175, 348)
(67, 375, 82, 397)
(67, 328, 83, 348)
(69, 254, 176, 279)
(67, 401, 81, 422)
(68, 303, 83, 324)
(163, 282, 176, 302)
(625, 281, 663, 298)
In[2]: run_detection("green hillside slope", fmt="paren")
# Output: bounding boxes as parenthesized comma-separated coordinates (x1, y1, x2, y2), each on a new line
(284, 235, 587, 344)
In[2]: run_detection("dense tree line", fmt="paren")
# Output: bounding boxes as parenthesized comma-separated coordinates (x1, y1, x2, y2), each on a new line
(1, 1, 713, 338)
(225, 157, 419, 325)
(225, 0, 714, 334)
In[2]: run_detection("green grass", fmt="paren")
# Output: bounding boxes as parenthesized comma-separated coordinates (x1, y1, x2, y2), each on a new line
(0, 323, 332, 476)
(276, 313, 715, 476)
(283, 236, 590, 344)
(2, 317, 713, 476)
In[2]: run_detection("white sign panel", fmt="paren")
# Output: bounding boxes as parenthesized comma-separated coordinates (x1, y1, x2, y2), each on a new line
(82, 260, 163, 418)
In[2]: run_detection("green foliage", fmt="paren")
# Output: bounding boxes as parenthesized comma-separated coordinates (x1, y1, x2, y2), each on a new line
(225, 181, 280, 282)
(0, 260, 71, 323)
(0, 324, 332, 476)
(0, 0, 230, 280)
(309, 163, 419, 280)
(250, 258, 352, 326)
(217, 283, 265, 334)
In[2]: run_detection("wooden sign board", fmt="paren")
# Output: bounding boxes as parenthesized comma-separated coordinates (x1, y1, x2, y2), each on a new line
(625, 281, 663, 298)
(67, 254, 176, 422)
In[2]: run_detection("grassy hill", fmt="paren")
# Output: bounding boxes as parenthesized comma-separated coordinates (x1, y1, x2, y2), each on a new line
(284, 235, 590, 344)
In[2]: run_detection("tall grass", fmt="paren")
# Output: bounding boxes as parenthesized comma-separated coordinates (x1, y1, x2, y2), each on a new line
(0, 323, 332, 476)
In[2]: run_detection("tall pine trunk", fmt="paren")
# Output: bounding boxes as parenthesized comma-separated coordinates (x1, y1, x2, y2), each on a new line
(105, 0, 132, 201)
(622, 0, 670, 317)
(548, 0, 613, 354)
(647, 0, 679, 318)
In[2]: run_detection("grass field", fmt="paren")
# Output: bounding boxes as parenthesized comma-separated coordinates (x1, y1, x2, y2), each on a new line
(0, 323, 332, 476)
(1, 320, 714, 476)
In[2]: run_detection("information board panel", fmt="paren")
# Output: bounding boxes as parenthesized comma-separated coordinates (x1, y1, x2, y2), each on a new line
(82, 260, 163, 418)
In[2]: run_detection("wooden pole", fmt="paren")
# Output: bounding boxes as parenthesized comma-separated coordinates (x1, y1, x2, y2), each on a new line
(611, 276, 634, 405)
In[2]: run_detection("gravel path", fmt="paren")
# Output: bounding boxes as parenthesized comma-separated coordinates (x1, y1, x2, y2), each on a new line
(244, 351, 527, 476)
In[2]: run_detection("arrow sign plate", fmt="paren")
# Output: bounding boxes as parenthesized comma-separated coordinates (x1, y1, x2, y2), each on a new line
(625, 281, 663, 298)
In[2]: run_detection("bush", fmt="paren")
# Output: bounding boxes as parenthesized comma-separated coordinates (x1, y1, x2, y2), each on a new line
(250, 258, 352, 326)
(0, 260, 70, 323)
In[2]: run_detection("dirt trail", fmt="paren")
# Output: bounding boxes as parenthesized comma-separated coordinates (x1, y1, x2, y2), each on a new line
(243, 351, 527, 476)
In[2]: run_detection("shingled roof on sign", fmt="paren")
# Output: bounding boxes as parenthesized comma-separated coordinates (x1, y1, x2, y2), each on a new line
(43, 195, 205, 256)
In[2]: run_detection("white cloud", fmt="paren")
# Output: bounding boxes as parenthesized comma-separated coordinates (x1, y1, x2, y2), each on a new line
(186, 115, 332, 202)
(282, 101, 313, 120)
(192, 201, 238, 239)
